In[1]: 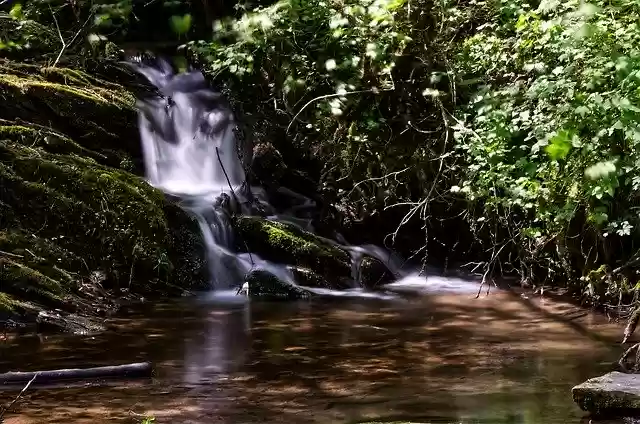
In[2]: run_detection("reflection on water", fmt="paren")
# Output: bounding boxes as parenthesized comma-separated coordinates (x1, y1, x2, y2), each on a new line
(0, 289, 627, 424)
(183, 295, 251, 383)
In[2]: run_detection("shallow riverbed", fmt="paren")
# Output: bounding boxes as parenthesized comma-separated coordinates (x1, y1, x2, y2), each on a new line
(0, 286, 628, 424)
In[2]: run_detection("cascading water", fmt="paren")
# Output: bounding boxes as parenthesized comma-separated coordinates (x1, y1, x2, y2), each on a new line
(130, 57, 294, 290)
(129, 57, 483, 296)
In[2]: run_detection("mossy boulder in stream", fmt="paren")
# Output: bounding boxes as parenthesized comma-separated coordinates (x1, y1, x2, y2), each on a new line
(243, 270, 312, 300)
(0, 61, 206, 332)
(233, 216, 353, 289)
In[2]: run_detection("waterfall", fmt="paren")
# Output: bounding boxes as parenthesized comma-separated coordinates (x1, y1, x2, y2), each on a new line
(129, 57, 293, 290)
(128, 57, 483, 296)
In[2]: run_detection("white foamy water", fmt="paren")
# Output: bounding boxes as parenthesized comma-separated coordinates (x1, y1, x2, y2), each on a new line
(384, 274, 484, 294)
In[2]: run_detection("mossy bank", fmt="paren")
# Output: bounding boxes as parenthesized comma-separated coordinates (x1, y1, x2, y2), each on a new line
(0, 59, 207, 333)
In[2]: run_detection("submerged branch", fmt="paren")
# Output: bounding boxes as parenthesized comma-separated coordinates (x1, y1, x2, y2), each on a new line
(0, 362, 152, 387)
(0, 373, 38, 420)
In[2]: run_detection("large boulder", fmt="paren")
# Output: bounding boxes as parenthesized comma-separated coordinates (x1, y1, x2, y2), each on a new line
(573, 372, 640, 416)
(0, 61, 207, 332)
(243, 270, 311, 300)
(233, 215, 352, 289)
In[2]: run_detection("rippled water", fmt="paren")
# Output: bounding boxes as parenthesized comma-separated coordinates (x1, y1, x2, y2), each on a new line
(0, 289, 627, 424)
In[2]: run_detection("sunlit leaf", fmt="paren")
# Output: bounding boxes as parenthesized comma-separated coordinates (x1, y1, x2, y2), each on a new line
(545, 129, 574, 160)
(9, 3, 23, 20)
(585, 160, 616, 180)
(170, 14, 192, 36)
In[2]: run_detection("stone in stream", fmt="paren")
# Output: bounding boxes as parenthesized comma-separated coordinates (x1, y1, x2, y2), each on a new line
(242, 270, 312, 300)
(233, 215, 353, 288)
(573, 372, 640, 416)
(360, 256, 396, 289)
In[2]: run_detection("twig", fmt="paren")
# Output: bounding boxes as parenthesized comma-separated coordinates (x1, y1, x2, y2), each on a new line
(286, 89, 380, 133)
(215, 147, 241, 207)
(475, 267, 490, 299)
(49, 4, 66, 67)
(0, 250, 23, 259)
(214, 147, 254, 267)
(0, 373, 38, 420)
(346, 167, 410, 198)
(49, 6, 93, 67)
(619, 342, 640, 373)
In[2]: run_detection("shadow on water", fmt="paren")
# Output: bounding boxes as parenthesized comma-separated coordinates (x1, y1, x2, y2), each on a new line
(0, 290, 627, 424)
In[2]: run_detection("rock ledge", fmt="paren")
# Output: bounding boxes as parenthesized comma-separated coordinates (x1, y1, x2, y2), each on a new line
(573, 371, 640, 415)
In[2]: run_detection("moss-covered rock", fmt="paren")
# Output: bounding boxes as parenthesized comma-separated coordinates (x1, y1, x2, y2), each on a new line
(234, 216, 352, 288)
(244, 270, 312, 300)
(0, 60, 143, 171)
(0, 60, 206, 332)
(290, 266, 332, 288)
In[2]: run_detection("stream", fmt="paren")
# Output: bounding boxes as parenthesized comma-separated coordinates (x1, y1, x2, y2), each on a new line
(0, 287, 626, 424)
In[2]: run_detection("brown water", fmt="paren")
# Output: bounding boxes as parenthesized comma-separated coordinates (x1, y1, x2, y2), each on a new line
(0, 288, 628, 424)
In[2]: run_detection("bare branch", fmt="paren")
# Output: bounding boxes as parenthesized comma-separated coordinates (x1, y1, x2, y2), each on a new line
(50, 6, 93, 67)
(0, 250, 23, 259)
(0, 372, 38, 420)
(286, 89, 386, 133)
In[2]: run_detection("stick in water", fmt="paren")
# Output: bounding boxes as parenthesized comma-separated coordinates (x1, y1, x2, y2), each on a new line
(0, 372, 38, 420)
(0, 362, 152, 386)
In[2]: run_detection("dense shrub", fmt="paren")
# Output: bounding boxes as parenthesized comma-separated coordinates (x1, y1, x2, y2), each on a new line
(450, 0, 640, 302)
(192, 0, 640, 303)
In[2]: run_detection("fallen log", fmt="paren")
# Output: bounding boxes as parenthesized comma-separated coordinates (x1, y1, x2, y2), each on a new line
(0, 362, 153, 386)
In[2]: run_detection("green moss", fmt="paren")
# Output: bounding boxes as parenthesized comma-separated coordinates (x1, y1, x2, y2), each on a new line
(0, 258, 65, 310)
(0, 64, 206, 328)
(0, 138, 201, 290)
(234, 216, 351, 282)
(0, 119, 106, 161)
(0, 292, 19, 314)
(39, 67, 125, 91)
(245, 270, 311, 300)
(0, 58, 207, 331)
(0, 62, 140, 168)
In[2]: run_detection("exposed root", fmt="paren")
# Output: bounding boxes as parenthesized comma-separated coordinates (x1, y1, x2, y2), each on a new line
(618, 342, 640, 373)
(623, 307, 640, 344)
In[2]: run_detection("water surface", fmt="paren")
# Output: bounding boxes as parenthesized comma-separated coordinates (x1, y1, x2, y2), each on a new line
(0, 289, 627, 424)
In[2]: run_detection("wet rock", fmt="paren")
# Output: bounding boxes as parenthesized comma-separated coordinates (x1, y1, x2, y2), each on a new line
(36, 310, 106, 335)
(251, 142, 286, 186)
(360, 256, 396, 289)
(244, 270, 311, 300)
(290, 266, 331, 288)
(234, 216, 352, 288)
(573, 372, 640, 415)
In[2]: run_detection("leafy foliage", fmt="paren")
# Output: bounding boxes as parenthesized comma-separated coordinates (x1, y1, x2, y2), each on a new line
(450, 0, 640, 300)
(191, 0, 640, 303)
(0, 0, 192, 60)
(186, 0, 465, 261)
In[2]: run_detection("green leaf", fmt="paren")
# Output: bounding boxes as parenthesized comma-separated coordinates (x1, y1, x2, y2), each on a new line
(9, 3, 23, 20)
(545, 129, 574, 160)
(170, 14, 192, 36)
